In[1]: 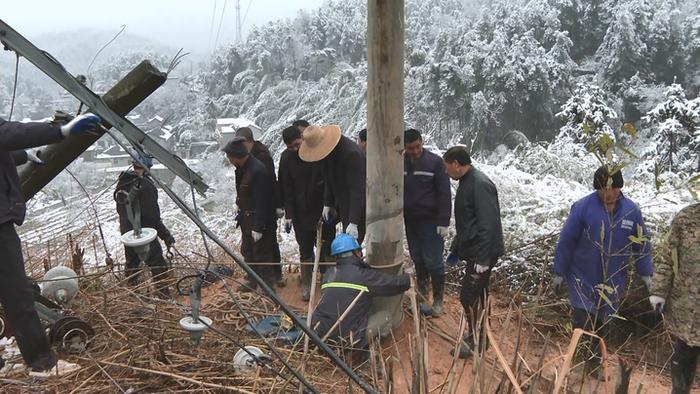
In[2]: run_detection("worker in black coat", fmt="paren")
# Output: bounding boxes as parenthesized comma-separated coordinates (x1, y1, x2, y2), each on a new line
(279, 126, 334, 301)
(299, 125, 366, 243)
(234, 127, 284, 286)
(311, 234, 410, 351)
(114, 154, 175, 297)
(224, 137, 278, 291)
(0, 113, 100, 374)
(443, 146, 504, 359)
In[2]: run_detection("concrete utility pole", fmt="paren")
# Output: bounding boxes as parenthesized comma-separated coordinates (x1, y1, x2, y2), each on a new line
(19, 61, 167, 200)
(365, 0, 406, 333)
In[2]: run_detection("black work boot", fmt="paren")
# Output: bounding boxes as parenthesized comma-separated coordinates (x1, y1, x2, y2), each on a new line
(238, 278, 258, 293)
(671, 342, 697, 394)
(415, 263, 430, 302)
(301, 263, 312, 301)
(430, 272, 445, 316)
(450, 334, 473, 359)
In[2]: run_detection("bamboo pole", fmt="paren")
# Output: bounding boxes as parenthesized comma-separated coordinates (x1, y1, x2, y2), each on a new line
(299, 223, 324, 393)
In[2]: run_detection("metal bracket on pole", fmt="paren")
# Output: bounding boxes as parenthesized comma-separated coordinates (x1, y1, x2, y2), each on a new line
(0, 19, 208, 194)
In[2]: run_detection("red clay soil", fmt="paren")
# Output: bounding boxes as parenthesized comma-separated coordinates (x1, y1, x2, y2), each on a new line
(205, 270, 679, 393)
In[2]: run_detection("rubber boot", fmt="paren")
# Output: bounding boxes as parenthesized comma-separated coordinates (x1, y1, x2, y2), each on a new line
(671, 340, 697, 394)
(416, 264, 435, 316)
(431, 272, 445, 316)
(238, 276, 258, 292)
(450, 334, 473, 359)
(415, 263, 430, 302)
(301, 262, 312, 301)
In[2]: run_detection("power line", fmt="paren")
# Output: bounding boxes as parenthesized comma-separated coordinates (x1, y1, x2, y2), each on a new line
(207, 0, 218, 55)
(213, 0, 228, 50)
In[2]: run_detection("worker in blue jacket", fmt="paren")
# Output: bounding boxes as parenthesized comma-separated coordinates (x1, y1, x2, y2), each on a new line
(553, 165, 653, 368)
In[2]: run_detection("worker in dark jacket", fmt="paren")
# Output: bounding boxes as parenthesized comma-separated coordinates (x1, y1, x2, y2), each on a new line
(114, 154, 175, 296)
(299, 125, 366, 243)
(224, 137, 278, 291)
(443, 146, 504, 359)
(311, 234, 410, 351)
(234, 127, 284, 286)
(404, 129, 451, 317)
(279, 126, 333, 301)
(0, 113, 100, 375)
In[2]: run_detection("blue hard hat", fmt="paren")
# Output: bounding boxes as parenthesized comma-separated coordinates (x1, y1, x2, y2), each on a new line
(133, 153, 154, 169)
(331, 233, 361, 256)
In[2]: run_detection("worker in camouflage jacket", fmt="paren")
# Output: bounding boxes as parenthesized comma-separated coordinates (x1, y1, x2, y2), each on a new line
(649, 203, 700, 394)
(114, 154, 175, 297)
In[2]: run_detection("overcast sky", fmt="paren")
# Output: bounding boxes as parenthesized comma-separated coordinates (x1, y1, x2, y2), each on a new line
(2, 0, 325, 55)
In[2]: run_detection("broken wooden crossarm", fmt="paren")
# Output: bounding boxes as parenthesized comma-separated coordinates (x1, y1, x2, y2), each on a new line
(0, 19, 208, 196)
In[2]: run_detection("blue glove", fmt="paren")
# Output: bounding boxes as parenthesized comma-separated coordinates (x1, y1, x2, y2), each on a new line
(284, 219, 293, 234)
(446, 252, 458, 266)
(60, 113, 101, 137)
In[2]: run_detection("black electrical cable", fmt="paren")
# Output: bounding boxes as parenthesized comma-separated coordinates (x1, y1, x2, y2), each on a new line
(201, 267, 319, 394)
(8, 54, 19, 121)
(97, 125, 376, 393)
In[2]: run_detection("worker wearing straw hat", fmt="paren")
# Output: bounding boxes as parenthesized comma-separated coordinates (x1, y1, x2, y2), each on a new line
(299, 125, 366, 243)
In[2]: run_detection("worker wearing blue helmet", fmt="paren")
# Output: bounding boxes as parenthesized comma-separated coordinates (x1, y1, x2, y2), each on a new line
(310, 234, 410, 351)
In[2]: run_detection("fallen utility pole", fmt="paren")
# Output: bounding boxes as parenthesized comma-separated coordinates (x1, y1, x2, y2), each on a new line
(366, 0, 406, 331)
(19, 61, 166, 200)
(0, 19, 208, 195)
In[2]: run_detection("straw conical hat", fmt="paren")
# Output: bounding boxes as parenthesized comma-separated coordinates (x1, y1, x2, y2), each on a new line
(299, 124, 342, 162)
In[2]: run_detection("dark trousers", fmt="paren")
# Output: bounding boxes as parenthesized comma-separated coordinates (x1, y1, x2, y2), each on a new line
(571, 308, 607, 367)
(459, 258, 495, 347)
(0, 222, 55, 370)
(241, 226, 278, 286)
(124, 239, 169, 289)
(671, 337, 700, 394)
(406, 222, 445, 274)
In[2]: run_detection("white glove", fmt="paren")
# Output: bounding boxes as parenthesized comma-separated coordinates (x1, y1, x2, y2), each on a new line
(276, 208, 285, 219)
(437, 226, 449, 238)
(346, 223, 359, 239)
(252, 231, 262, 243)
(322, 206, 333, 223)
(475, 264, 490, 274)
(403, 264, 415, 276)
(26, 151, 45, 165)
(640, 275, 652, 290)
(649, 295, 665, 313)
(60, 113, 101, 137)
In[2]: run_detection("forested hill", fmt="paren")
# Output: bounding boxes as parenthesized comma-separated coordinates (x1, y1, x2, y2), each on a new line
(176, 0, 699, 152)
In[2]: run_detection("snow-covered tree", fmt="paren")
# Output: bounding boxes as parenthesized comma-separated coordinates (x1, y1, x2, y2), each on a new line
(596, 4, 649, 88)
(556, 83, 618, 161)
(643, 83, 700, 172)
